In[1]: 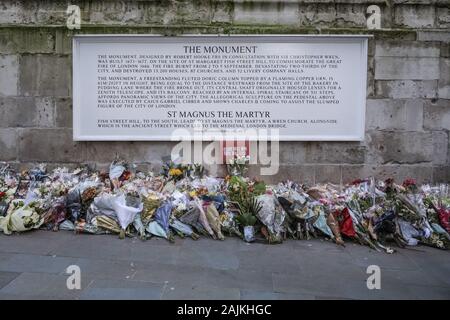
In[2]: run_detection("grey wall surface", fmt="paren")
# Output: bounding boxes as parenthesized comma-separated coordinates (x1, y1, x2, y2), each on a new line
(0, 0, 449, 183)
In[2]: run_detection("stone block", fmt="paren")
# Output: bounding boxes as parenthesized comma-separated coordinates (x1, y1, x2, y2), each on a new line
(375, 40, 440, 57)
(0, 128, 17, 161)
(157, 0, 212, 25)
(212, 0, 233, 23)
(19, 54, 71, 97)
(234, 1, 299, 25)
(55, 97, 72, 128)
(432, 131, 449, 165)
(342, 164, 434, 184)
(279, 142, 309, 164)
(88, 1, 147, 25)
(18, 128, 84, 162)
(55, 30, 72, 55)
(438, 58, 450, 99)
(0, 96, 54, 128)
(436, 6, 450, 28)
(367, 131, 436, 164)
(417, 31, 450, 42)
(367, 56, 374, 97)
(375, 80, 437, 99)
(423, 99, 450, 130)
(365, 99, 423, 131)
(433, 166, 450, 182)
(442, 43, 450, 58)
(84, 141, 176, 164)
(0, 28, 55, 54)
(247, 164, 315, 185)
(375, 57, 439, 80)
(394, 5, 435, 28)
(314, 165, 341, 184)
(0, 55, 18, 96)
(307, 142, 367, 164)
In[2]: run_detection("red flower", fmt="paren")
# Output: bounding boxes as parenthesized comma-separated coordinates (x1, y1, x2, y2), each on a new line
(351, 179, 363, 186)
(402, 178, 416, 188)
(0, 191, 5, 199)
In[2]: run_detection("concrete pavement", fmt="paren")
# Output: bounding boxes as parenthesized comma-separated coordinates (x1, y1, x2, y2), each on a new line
(0, 230, 449, 300)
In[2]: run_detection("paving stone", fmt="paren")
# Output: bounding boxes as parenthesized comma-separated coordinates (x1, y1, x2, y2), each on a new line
(0, 272, 84, 299)
(162, 284, 240, 300)
(0, 271, 20, 289)
(80, 278, 163, 300)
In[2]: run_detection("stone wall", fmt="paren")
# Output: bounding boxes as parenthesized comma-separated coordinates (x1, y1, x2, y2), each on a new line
(0, 0, 449, 183)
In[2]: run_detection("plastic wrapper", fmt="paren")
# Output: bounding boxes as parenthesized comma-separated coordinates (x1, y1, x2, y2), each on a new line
(75, 219, 108, 235)
(327, 213, 344, 245)
(312, 209, 334, 238)
(146, 220, 168, 239)
(255, 194, 286, 242)
(193, 199, 215, 238)
(41, 196, 67, 231)
(133, 213, 146, 239)
(438, 208, 450, 233)
(0, 200, 44, 234)
(170, 218, 199, 240)
(205, 203, 225, 240)
(59, 219, 75, 231)
(398, 219, 421, 246)
(333, 208, 356, 238)
(154, 202, 173, 233)
(111, 194, 143, 238)
(142, 194, 161, 225)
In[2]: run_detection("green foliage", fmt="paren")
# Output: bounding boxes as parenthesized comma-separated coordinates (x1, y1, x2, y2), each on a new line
(235, 212, 257, 227)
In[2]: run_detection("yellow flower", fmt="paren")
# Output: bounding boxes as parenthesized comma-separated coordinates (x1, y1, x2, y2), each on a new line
(169, 168, 183, 176)
(189, 190, 197, 198)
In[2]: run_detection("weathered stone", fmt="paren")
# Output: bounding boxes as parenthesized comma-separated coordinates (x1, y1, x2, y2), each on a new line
(0, 28, 55, 54)
(0, 55, 18, 96)
(279, 142, 308, 164)
(0, 96, 54, 128)
(433, 166, 450, 183)
(367, 56, 374, 97)
(367, 131, 436, 164)
(19, 54, 71, 97)
(423, 99, 450, 130)
(394, 5, 435, 28)
(161, 0, 213, 25)
(375, 40, 440, 57)
(374, 57, 439, 80)
(438, 58, 450, 99)
(417, 30, 450, 42)
(0, 128, 17, 161)
(248, 164, 315, 185)
(18, 129, 84, 162)
(297, 3, 366, 28)
(307, 142, 367, 164)
(314, 165, 341, 184)
(442, 43, 450, 58)
(89, 1, 147, 25)
(375, 80, 437, 99)
(342, 164, 433, 184)
(55, 29, 72, 55)
(432, 131, 448, 165)
(366, 99, 423, 131)
(436, 6, 450, 28)
(234, 1, 299, 25)
(55, 97, 72, 128)
(84, 141, 177, 164)
(211, 0, 233, 23)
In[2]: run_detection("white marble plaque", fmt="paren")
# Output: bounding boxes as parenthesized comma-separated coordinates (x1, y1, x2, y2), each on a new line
(73, 35, 369, 141)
